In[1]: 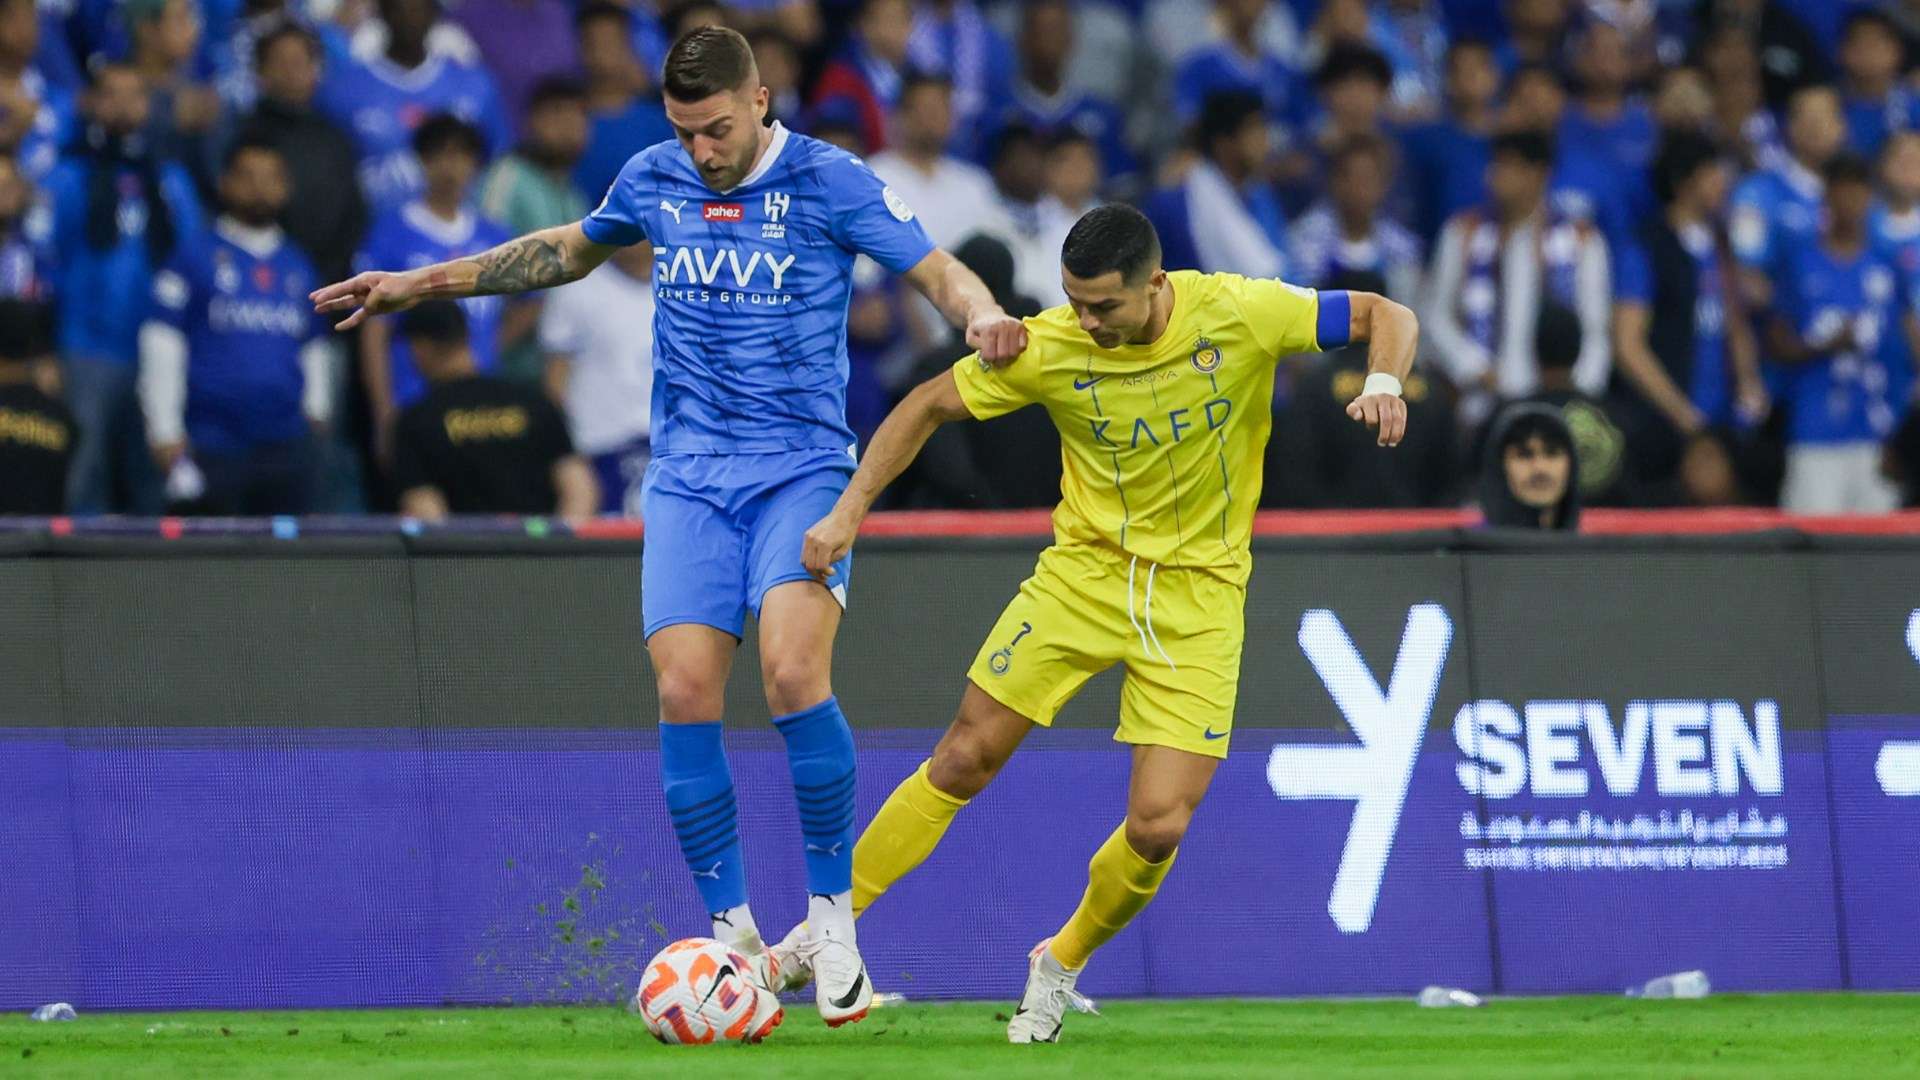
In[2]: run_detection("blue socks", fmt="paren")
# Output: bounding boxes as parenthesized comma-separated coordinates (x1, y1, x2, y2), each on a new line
(660, 722, 748, 915)
(773, 696, 858, 897)
(662, 701, 858, 915)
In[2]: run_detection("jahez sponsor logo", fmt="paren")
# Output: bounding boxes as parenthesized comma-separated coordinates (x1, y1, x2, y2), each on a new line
(702, 202, 744, 222)
(1268, 604, 1792, 935)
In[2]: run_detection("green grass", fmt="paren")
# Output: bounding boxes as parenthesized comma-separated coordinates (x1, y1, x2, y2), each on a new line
(3, 995, 1918, 1079)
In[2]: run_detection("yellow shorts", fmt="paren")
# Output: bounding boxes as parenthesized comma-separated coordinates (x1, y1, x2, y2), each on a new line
(966, 543, 1246, 758)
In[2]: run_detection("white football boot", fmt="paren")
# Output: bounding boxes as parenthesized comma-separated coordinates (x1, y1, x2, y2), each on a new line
(767, 921, 815, 993)
(804, 907, 873, 1027)
(1006, 938, 1099, 1044)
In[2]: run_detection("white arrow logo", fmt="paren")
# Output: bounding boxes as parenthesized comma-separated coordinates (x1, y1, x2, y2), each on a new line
(1267, 604, 1452, 934)
(1879, 611, 1920, 797)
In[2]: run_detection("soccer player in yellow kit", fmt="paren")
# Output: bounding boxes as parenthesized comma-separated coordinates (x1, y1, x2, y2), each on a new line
(792, 205, 1417, 1042)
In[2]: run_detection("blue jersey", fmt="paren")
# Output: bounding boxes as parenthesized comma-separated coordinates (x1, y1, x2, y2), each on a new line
(1615, 224, 1734, 424)
(1557, 101, 1657, 230)
(1871, 204, 1920, 408)
(1397, 119, 1489, 243)
(1729, 161, 1824, 277)
(357, 202, 512, 408)
(17, 71, 75, 183)
(1844, 88, 1920, 159)
(574, 97, 674, 204)
(316, 54, 509, 216)
(581, 122, 936, 455)
(150, 223, 325, 453)
(1774, 239, 1907, 445)
(1172, 45, 1305, 140)
(983, 88, 1136, 183)
(44, 155, 206, 365)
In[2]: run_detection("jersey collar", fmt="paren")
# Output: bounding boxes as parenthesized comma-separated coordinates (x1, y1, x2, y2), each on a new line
(215, 216, 285, 259)
(717, 121, 790, 194)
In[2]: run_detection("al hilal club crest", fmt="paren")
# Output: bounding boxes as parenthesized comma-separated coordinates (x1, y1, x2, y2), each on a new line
(1191, 335, 1222, 374)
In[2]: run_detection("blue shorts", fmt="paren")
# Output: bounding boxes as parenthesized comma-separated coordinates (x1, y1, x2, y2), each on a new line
(641, 448, 856, 640)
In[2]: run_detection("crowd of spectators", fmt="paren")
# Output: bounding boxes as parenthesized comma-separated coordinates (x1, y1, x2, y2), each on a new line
(1, 0, 1919, 519)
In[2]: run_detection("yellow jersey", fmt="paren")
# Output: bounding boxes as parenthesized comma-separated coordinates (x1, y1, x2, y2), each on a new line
(951, 270, 1338, 586)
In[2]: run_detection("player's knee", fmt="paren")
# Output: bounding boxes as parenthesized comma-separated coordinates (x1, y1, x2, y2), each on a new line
(1124, 805, 1193, 863)
(656, 668, 725, 725)
(926, 730, 1005, 800)
(760, 652, 830, 718)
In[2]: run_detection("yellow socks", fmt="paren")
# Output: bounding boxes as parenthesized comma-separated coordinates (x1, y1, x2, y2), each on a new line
(1049, 824, 1176, 971)
(850, 760, 968, 916)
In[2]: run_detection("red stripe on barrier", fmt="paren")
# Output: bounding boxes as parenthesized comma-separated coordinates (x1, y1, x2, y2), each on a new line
(572, 507, 1920, 539)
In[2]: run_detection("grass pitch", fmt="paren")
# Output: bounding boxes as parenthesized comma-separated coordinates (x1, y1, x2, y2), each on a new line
(3, 994, 1917, 1079)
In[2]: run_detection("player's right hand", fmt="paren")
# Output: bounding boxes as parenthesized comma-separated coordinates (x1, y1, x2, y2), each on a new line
(802, 510, 860, 582)
(310, 270, 422, 331)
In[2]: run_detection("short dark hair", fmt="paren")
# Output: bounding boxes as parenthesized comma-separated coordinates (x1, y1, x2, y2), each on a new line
(412, 113, 486, 161)
(253, 19, 319, 69)
(1046, 129, 1098, 157)
(527, 77, 586, 113)
(574, 0, 631, 34)
(1653, 132, 1722, 206)
(0, 299, 53, 363)
(398, 301, 469, 347)
(663, 25, 756, 101)
(1498, 407, 1574, 455)
(221, 134, 284, 175)
(900, 70, 952, 101)
(1197, 91, 1265, 153)
(1061, 204, 1161, 284)
(988, 122, 1043, 167)
(1316, 44, 1393, 91)
(1843, 7, 1902, 44)
(1534, 303, 1582, 372)
(1826, 151, 1875, 188)
(1491, 128, 1555, 167)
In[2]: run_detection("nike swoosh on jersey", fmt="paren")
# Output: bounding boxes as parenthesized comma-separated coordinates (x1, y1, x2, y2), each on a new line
(1073, 376, 1106, 390)
(829, 970, 866, 1010)
(1203, 728, 1228, 740)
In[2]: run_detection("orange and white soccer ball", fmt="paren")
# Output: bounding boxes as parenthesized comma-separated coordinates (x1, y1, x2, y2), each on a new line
(634, 937, 784, 1045)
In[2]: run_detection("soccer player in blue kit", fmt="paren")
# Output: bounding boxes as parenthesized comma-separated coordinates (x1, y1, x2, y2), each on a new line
(309, 27, 1027, 1026)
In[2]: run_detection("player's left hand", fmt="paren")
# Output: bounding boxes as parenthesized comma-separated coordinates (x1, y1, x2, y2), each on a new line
(966, 310, 1028, 368)
(802, 510, 860, 583)
(1346, 392, 1408, 447)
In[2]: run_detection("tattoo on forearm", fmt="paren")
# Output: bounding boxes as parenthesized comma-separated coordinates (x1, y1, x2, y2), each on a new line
(470, 235, 572, 295)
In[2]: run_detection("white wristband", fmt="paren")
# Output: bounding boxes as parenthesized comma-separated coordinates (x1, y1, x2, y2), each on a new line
(1362, 372, 1403, 398)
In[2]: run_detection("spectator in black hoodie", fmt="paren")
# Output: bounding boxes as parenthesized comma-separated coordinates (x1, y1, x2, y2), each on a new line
(232, 22, 366, 285)
(1481, 401, 1580, 530)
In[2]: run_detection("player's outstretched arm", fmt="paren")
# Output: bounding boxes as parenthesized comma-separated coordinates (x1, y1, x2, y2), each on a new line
(801, 369, 974, 580)
(1341, 290, 1420, 448)
(901, 249, 1029, 366)
(309, 222, 619, 331)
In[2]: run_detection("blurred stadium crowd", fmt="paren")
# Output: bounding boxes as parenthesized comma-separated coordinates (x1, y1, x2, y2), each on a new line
(0, 0, 1917, 519)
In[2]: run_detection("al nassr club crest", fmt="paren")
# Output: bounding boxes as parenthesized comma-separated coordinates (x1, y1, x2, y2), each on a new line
(1191, 335, 1222, 374)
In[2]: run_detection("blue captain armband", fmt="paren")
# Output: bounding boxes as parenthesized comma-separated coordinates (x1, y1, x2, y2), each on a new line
(1316, 289, 1352, 349)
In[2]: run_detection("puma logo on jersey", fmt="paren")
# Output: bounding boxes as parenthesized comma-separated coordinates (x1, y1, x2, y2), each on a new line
(660, 199, 687, 224)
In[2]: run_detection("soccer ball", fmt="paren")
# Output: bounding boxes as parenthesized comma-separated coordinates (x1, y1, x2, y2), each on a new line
(634, 937, 783, 1045)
